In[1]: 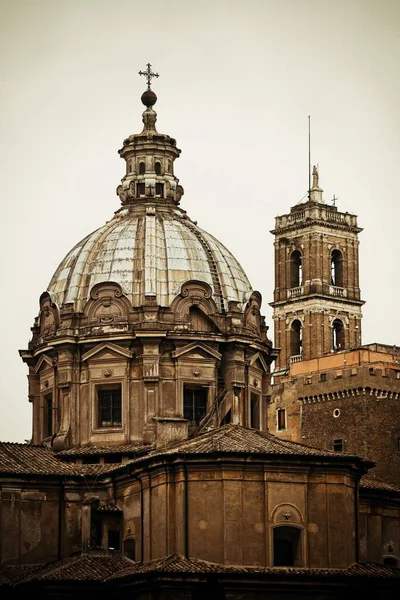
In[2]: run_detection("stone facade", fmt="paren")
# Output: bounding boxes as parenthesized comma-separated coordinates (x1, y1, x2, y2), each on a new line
(1, 76, 400, 596)
(270, 174, 363, 374)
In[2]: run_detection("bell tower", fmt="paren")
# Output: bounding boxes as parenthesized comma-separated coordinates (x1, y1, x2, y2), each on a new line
(270, 167, 364, 375)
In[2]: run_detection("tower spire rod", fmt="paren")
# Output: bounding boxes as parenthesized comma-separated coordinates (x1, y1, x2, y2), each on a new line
(308, 115, 311, 199)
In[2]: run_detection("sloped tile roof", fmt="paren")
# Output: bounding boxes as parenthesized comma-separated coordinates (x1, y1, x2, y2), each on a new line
(4, 553, 399, 586)
(0, 442, 110, 477)
(16, 553, 131, 583)
(360, 475, 400, 494)
(0, 564, 44, 586)
(143, 425, 366, 462)
(104, 553, 400, 580)
(58, 443, 153, 457)
(0, 426, 371, 479)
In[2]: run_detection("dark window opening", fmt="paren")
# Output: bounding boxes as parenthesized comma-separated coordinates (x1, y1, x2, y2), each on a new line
(98, 387, 122, 428)
(43, 393, 53, 438)
(124, 538, 136, 560)
(139, 162, 145, 175)
(104, 455, 122, 464)
(273, 526, 302, 567)
(82, 456, 100, 465)
(108, 529, 121, 551)
(290, 250, 302, 288)
(90, 506, 102, 548)
(383, 556, 399, 567)
(290, 319, 302, 356)
(155, 182, 164, 196)
(320, 373, 327, 382)
(331, 249, 343, 287)
(369, 367, 376, 376)
(332, 319, 344, 351)
(184, 386, 208, 425)
(277, 408, 286, 431)
(220, 408, 232, 426)
(250, 393, 260, 429)
(137, 182, 145, 196)
(333, 438, 343, 452)
(155, 161, 161, 175)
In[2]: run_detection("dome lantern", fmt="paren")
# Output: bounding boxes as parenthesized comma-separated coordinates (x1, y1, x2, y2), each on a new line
(116, 64, 183, 207)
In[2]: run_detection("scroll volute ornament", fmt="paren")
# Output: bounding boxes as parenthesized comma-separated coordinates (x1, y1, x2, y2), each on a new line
(85, 282, 132, 323)
(39, 293, 60, 338)
(244, 291, 262, 337)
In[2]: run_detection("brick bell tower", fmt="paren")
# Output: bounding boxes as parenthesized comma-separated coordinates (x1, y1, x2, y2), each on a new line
(270, 166, 364, 375)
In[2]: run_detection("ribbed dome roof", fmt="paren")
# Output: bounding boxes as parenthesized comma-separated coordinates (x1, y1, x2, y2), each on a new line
(47, 207, 252, 313)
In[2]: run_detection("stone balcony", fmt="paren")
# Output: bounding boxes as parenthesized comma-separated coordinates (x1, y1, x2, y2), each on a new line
(290, 354, 303, 364)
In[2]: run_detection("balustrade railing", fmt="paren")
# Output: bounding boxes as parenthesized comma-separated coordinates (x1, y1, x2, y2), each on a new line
(290, 354, 303, 364)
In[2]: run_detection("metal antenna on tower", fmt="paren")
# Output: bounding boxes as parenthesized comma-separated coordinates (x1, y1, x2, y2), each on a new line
(308, 115, 311, 199)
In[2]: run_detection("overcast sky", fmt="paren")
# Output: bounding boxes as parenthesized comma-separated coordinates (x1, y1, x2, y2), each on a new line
(0, 0, 399, 442)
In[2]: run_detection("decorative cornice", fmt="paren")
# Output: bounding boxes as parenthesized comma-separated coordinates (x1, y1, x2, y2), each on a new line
(301, 387, 400, 404)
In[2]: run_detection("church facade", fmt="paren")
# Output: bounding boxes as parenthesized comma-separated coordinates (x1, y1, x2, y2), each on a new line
(1, 67, 399, 597)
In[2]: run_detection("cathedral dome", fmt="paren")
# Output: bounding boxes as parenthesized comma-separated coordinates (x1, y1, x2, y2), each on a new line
(47, 205, 252, 313)
(46, 70, 253, 315)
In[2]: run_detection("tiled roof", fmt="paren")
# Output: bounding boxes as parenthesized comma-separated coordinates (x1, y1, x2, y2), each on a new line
(58, 443, 152, 457)
(96, 504, 122, 512)
(0, 564, 44, 586)
(4, 554, 399, 586)
(0, 442, 110, 477)
(145, 425, 367, 462)
(104, 553, 400, 580)
(16, 553, 131, 583)
(360, 475, 400, 493)
(0, 426, 371, 478)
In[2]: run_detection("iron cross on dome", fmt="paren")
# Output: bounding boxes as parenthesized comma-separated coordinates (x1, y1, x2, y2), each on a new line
(139, 63, 159, 90)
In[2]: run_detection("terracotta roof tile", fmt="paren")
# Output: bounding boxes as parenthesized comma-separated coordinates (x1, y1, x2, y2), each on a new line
(105, 553, 400, 580)
(360, 475, 400, 493)
(0, 564, 44, 586)
(58, 443, 152, 457)
(17, 553, 131, 583)
(147, 425, 366, 460)
(0, 442, 111, 477)
(5, 554, 399, 586)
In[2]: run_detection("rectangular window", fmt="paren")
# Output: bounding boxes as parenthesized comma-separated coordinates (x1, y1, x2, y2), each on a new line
(320, 373, 327, 382)
(183, 386, 208, 425)
(397, 437, 400, 452)
(43, 393, 53, 438)
(333, 438, 343, 452)
(108, 529, 121, 551)
(250, 393, 260, 429)
(137, 182, 145, 196)
(369, 367, 375, 376)
(277, 408, 286, 431)
(155, 182, 164, 196)
(98, 387, 122, 428)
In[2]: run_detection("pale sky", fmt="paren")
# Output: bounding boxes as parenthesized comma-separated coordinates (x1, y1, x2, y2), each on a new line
(0, 0, 399, 442)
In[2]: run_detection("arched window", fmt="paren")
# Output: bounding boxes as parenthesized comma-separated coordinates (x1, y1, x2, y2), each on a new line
(273, 526, 302, 566)
(139, 162, 145, 175)
(290, 250, 302, 288)
(331, 249, 343, 287)
(290, 319, 302, 356)
(123, 537, 136, 561)
(332, 319, 345, 351)
(155, 161, 161, 175)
